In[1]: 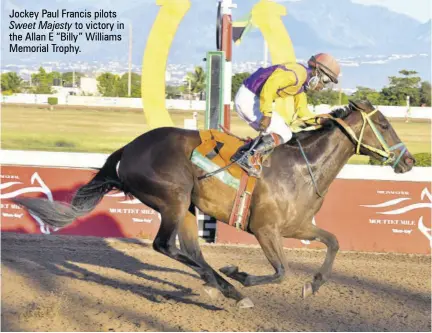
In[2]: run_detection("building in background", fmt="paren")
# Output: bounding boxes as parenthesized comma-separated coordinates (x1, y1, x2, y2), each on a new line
(51, 86, 81, 96)
(80, 77, 99, 96)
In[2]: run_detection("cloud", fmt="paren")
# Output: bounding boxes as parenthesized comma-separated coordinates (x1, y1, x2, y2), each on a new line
(340, 61, 360, 67)
(361, 60, 388, 65)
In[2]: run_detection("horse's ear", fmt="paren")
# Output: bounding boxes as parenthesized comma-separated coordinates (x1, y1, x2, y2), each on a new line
(349, 99, 375, 112)
(362, 99, 375, 111)
(348, 100, 361, 111)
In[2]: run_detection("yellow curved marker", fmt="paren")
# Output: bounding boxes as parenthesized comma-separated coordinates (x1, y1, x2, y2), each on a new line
(251, 0, 297, 124)
(141, 0, 191, 129)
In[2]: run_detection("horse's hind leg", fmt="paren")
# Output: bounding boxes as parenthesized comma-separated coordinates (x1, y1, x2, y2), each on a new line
(152, 200, 203, 272)
(294, 225, 339, 298)
(220, 226, 288, 287)
(154, 203, 252, 307)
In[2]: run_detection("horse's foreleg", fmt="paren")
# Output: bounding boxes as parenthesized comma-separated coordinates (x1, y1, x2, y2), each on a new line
(220, 226, 288, 287)
(178, 210, 253, 308)
(294, 225, 339, 298)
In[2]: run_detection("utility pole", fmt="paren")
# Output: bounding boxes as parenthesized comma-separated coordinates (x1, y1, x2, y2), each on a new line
(189, 77, 192, 110)
(405, 95, 411, 123)
(128, 23, 133, 97)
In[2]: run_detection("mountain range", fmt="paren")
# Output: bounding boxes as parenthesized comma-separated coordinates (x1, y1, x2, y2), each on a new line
(1, 0, 431, 89)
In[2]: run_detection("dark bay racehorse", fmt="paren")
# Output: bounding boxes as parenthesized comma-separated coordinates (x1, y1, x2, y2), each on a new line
(14, 100, 415, 308)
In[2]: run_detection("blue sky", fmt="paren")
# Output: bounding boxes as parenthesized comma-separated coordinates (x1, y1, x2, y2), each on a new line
(352, 0, 431, 23)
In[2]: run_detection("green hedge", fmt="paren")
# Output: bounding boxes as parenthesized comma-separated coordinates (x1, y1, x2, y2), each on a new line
(412, 153, 431, 167)
(369, 152, 431, 167)
(47, 97, 58, 106)
(1, 90, 14, 96)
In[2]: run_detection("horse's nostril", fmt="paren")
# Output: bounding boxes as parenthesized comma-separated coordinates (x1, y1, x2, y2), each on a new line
(405, 157, 415, 166)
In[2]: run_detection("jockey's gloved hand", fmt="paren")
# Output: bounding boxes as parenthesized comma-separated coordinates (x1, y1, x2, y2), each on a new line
(316, 117, 329, 125)
(259, 116, 271, 131)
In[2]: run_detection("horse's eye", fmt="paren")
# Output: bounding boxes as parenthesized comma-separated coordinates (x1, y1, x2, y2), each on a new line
(380, 124, 389, 130)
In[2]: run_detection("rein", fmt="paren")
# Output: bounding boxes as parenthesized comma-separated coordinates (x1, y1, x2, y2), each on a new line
(296, 138, 325, 198)
(317, 109, 407, 169)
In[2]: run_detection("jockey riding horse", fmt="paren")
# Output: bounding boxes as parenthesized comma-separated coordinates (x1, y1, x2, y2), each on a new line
(232, 53, 341, 176)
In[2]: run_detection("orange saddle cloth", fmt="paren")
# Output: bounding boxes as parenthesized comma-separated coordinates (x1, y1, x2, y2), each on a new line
(191, 129, 258, 194)
(194, 129, 246, 180)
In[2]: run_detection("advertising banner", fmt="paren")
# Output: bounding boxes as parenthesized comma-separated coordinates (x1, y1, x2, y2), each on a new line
(1, 165, 431, 254)
(217, 179, 431, 254)
(1, 166, 161, 239)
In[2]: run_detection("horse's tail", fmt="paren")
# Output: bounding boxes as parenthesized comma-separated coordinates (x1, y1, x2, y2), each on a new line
(13, 147, 126, 228)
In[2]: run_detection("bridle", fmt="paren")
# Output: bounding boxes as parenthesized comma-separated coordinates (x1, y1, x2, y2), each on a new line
(319, 108, 408, 169)
(296, 105, 408, 197)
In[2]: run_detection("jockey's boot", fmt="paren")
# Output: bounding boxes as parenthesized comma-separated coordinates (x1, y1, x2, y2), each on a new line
(232, 133, 282, 177)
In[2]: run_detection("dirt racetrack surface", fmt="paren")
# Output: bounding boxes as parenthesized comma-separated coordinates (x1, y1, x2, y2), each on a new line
(1, 233, 431, 332)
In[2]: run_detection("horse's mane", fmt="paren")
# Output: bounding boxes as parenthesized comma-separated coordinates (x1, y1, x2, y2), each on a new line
(329, 105, 352, 120)
(286, 106, 353, 146)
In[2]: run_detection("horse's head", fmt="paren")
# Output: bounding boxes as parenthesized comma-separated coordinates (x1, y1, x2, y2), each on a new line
(343, 99, 415, 173)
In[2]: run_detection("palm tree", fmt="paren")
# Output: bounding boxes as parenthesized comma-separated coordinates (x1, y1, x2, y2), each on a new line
(186, 66, 206, 100)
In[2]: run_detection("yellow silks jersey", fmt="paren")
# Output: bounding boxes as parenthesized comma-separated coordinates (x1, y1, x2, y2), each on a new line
(243, 62, 315, 120)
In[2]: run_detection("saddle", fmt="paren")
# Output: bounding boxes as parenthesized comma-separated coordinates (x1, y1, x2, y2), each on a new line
(191, 129, 260, 231)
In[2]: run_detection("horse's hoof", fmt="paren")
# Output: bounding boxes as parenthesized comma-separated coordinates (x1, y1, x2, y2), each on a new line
(220, 265, 239, 276)
(237, 297, 254, 308)
(302, 282, 314, 298)
(203, 285, 222, 300)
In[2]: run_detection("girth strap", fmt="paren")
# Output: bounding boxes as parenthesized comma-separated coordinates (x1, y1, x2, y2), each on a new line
(228, 172, 257, 231)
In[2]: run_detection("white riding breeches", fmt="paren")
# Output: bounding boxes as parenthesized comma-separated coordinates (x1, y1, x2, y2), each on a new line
(234, 84, 293, 143)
